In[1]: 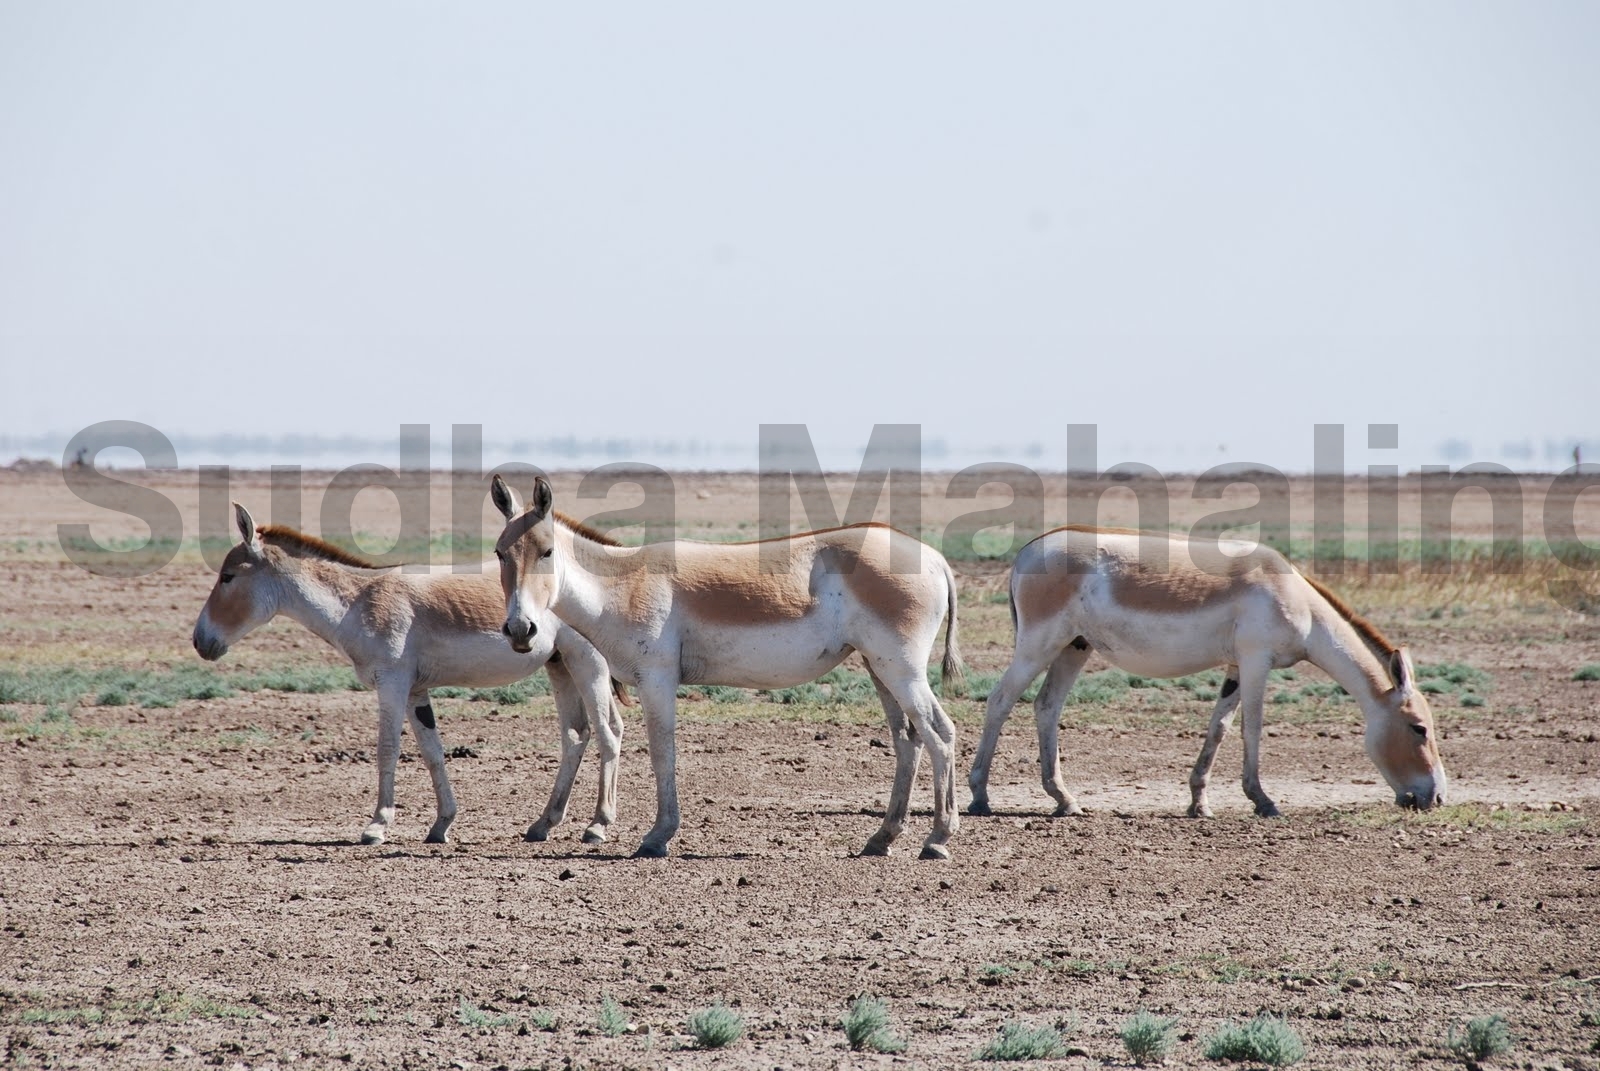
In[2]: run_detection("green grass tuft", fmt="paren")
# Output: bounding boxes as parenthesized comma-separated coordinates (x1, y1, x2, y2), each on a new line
(768, 682, 826, 705)
(1204, 1015, 1304, 1066)
(1449, 1014, 1513, 1062)
(975, 1021, 1067, 1061)
(595, 994, 629, 1037)
(1574, 664, 1600, 682)
(455, 997, 515, 1030)
(685, 1002, 744, 1048)
(1121, 1010, 1179, 1065)
(841, 995, 907, 1053)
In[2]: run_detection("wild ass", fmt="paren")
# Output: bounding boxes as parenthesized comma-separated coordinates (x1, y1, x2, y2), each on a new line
(967, 526, 1448, 818)
(192, 503, 627, 845)
(490, 474, 967, 860)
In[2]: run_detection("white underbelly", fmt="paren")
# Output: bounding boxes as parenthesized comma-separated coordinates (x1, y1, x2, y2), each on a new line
(678, 619, 851, 688)
(421, 632, 548, 688)
(1076, 600, 1237, 678)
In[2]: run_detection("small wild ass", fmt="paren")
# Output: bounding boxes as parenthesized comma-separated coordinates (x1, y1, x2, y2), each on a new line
(967, 526, 1448, 818)
(489, 475, 967, 859)
(192, 503, 627, 845)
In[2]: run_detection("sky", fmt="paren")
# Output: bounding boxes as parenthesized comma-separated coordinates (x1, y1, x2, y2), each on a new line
(1, 2, 1597, 472)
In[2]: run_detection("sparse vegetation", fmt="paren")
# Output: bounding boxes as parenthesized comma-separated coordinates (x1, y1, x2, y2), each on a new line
(1341, 802, 1585, 834)
(686, 1003, 744, 1048)
(1121, 1010, 1178, 1065)
(0, 663, 365, 717)
(1449, 1014, 1513, 1063)
(842, 995, 907, 1053)
(975, 1021, 1068, 1061)
(1574, 664, 1600, 682)
(1204, 1015, 1304, 1066)
(455, 997, 515, 1030)
(595, 994, 629, 1037)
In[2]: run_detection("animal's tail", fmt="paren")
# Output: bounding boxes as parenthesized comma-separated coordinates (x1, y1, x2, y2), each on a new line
(940, 559, 967, 698)
(611, 678, 635, 707)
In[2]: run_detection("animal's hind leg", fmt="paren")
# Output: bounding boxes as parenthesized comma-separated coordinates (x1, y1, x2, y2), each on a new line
(967, 638, 1067, 816)
(1188, 665, 1240, 818)
(861, 669, 923, 857)
(526, 661, 590, 842)
(407, 688, 458, 844)
(873, 665, 960, 860)
(1032, 644, 1092, 817)
(586, 692, 624, 844)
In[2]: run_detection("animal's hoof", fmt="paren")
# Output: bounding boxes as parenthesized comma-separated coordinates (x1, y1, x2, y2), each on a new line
(359, 828, 386, 845)
(966, 800, 993, 817)
(580, 828, 606, 845)
(424, 831, 449, 844)
(858, 840, 892, 857)
(1187, 804, 1214, 819)
(634, 842, 669, 859)
(918, 843, 951, 861)
(1052, 802, 1085, 818)
(524, 824, 551, 843)
(1254, 803, 1283, 819)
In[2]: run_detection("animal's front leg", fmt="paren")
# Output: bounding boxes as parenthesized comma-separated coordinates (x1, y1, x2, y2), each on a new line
(634, 673, 681, 858)
(407, 689, 457, 843)
(527, 660, 588, 842)
(361, 687, 408, 844)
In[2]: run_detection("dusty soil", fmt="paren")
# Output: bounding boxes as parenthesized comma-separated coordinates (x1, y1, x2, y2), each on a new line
(2, 468, 1598, 1069)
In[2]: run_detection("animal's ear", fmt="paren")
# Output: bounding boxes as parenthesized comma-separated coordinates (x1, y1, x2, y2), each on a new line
(233, 502, 261, 552)
(1389, 647, 1416, 700)
(490, 474, 524, 521)
(531, 476, 554, 520)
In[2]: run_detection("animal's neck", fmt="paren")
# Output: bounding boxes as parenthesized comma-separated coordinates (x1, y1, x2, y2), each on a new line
(273, 559, 373, 653)
(1305, 601, 1395, 718)
(547, 529, 632, 654)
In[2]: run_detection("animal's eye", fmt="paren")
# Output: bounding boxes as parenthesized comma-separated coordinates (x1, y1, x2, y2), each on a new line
(494, 549, 505, 562)
(1410, 724, 1428, 738)
(541, 548, 554, 560)
(221, 573, 235, 584)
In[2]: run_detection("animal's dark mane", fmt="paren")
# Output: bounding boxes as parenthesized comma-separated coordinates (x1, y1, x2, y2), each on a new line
(554, 511, 622, 547)
(1299, 572, 1397, 659)
(259, 513, 618, 566)
(258, 527, 386, 569)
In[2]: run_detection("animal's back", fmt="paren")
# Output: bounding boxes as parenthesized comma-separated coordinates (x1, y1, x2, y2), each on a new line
(1011, 528, 1301, 675)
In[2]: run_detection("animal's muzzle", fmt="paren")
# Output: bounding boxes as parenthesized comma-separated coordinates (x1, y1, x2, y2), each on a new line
(1399, 787, 1444, 811)
(503, 619, 537, 653)
(192, 633, 226, 662)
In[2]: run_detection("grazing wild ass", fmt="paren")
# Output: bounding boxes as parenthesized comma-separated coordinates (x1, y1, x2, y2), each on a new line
(967, 526, 1447, 819)
(490, 474, 967, 859)
(192, 503, 627, 845)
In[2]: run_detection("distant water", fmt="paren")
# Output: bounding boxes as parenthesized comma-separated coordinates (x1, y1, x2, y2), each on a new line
(3, 431, 1593, 475)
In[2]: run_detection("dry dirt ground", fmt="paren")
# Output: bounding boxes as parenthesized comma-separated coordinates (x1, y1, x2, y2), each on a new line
(1, 468, 1598, 1069)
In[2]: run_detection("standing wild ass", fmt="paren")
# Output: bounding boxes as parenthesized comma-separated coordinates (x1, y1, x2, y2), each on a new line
(192, 503, 627, 845)
(967, 526, 1448, 818)
(490, 475, 966, 860)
